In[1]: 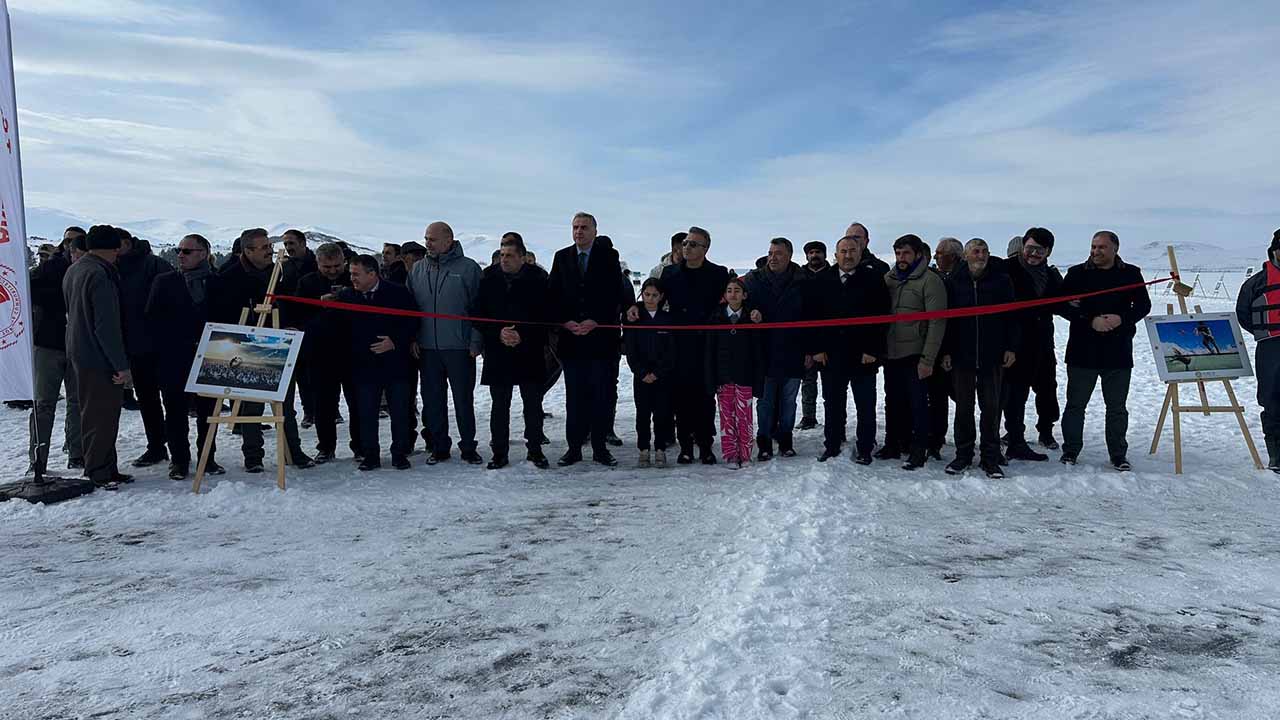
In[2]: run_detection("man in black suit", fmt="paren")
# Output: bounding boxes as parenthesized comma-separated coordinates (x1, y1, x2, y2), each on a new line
(339, 255, 419, 470)
(295, 242, 360, 463)
(546, 212, 624, 467)
(145, 233, 228, 480)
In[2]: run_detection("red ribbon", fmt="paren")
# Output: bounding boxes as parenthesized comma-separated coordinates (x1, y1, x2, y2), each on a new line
(268, 275, 1171, 331)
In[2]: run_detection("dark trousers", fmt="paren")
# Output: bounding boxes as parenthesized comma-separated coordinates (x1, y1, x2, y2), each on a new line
(800, 366, 820, 422)
(1062, 366, 1131, 459)
(563, 355, 612, 453)
(130, 353, 167, 454)
(420, 349, 477, 453)
(927, 367, 952, 451)
(356, 377, 413, 461)
(240, 379, 304, 464)
(74, 364, 123, 482)
(28, 346, 81, 474)
(822, 372, 877, 455)
(1257, 339, 1280, 437)
(885, 356, 931, 452)
(297, 362, 315, 419)
(673, 378, 715, 454)
(1002, 359, 1060, 447)
(634, 378, 674, 450)
(489, 382, 544, 458)
(604, 353, 622, 437)
(952, 366, 1004, 464)
(313, 373, 360, 455)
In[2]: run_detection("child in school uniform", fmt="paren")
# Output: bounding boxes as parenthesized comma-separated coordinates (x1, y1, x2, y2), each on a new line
(625, 279, 677, 467)
(704, 277, 765, 468)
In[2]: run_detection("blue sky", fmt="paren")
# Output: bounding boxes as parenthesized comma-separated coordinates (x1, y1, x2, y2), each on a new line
(7, 0, 1280, 267)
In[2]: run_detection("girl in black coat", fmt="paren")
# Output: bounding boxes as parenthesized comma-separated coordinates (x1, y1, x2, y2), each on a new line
(624, 279, 677, 466)
(704, 277, 766, 467)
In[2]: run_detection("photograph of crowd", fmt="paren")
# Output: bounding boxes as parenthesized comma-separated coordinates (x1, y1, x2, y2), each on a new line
(186, 324, 302, 402)
(1147, 313, 1251, 382)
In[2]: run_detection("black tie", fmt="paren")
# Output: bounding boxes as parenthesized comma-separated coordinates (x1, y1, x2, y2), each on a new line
(578, 252, 588, 274)
(841, 273, 849, 285)
(364, 291, 372, 301)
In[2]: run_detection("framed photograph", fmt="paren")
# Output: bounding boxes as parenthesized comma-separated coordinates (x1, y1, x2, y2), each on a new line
(184, 323, 305, 403)
(1144, 312, 1252, 382)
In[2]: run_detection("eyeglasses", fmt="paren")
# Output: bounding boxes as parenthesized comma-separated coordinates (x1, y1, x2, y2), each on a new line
(177, 248, 205, 255)
(682, 241, 706, 249)
(1023, 245, 1047, 256)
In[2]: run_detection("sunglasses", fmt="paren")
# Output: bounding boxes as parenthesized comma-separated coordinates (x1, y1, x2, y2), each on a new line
(176, 248, 205, 255)
(1023, 245, 1048, 256)
(682, 241, 706, 249)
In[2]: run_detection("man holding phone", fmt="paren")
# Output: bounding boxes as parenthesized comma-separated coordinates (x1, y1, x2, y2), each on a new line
(296, 242, 360, 463)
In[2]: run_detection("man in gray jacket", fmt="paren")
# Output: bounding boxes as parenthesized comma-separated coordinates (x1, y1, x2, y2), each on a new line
(62, 225, 133, 488)
(409, 221, 485, 465)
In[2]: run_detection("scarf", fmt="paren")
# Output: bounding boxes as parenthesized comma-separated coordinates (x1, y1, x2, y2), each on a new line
(894, 257, 922, 282)
(1018, 255, 1049, 296)
(182, 263, 213, 305)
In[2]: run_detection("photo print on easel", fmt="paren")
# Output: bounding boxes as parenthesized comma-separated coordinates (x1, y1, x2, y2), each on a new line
(1145, 312, 1252, 383)
(185, 323, 304, 403)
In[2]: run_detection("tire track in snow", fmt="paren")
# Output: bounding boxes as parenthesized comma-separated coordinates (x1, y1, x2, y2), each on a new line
(618, 467, 854, 719)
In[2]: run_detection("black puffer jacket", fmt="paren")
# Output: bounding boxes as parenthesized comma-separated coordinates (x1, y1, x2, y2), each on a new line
(1056, 257, 1152, 369)
(116, 239, 171, 356)
(624, 308, 676, 381)
(29, 251, 71, 350)
(942, 261, 1020, 371)
(742, 262, 814, 379)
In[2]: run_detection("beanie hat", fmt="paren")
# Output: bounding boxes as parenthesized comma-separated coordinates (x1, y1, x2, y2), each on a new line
(1007, 236, 1024, 257)
(803, 240, 827, 254)
(1023, 227, 1055, 252)
(85, 225, 121, 250)
(1269, 229, 1280, 255)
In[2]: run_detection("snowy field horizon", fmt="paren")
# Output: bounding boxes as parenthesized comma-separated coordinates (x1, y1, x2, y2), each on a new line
(4, 300, 1280, 718)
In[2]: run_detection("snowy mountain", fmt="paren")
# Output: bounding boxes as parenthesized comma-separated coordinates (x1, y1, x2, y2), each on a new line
(1125, 240, 1260, 273)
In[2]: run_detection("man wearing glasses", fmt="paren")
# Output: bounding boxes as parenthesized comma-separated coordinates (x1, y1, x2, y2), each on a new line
(1002, 227, 1064, 461)
(144, 234, 228, 479)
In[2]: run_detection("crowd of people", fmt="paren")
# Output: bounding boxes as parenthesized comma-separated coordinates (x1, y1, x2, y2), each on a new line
(20, 215, 1280, 489)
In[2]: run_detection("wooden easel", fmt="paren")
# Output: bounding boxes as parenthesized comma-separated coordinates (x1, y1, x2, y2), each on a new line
(1149, 246, 1262, 474)
(192, 251, 295, 492)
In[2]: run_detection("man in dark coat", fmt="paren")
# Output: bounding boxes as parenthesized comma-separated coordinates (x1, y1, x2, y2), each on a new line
(338, 255, 419, 470)
(282, 228, 318, 425)
(63, 225, 132, 488)
(1002, 227, 1064, 460)
(1236, 229, 1280, 471)
(26, 228, 84, 476)
(798, 240, 829, 431)
(1056, 230, 1152, 471)
(742, 237, 813, 459)
(655, 226, 730, 464)
(116, 229, 172, 468)
(927, 237, 964, 459)
(810, 235, 890, 465)
(381, 243, 408, 285)
(476, 242, 550, 469)
(144, 234, 226, 479)
(295, 242, 360, 463)
(546, 212, 625, 467)
(216, 227, 313, 473)
(940, 239, 1020, 478)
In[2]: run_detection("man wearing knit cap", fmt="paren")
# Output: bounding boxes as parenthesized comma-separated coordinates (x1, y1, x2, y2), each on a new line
(62, 225, 132, 488)
(1236, 228, 1280, 472)
(798, 240, 829, 431)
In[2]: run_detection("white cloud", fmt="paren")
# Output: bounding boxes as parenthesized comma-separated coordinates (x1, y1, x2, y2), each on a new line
(7, 0, 218, 25)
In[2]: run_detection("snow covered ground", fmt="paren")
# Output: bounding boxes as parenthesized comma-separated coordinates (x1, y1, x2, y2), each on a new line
(3, 299, 1280, 719)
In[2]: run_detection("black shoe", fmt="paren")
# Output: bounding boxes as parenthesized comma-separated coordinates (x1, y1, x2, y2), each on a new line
(358, 458, 381, 471)
(487, 456, 509, 470)
(528, 451, 550, 469)
(111, 472, 134, 484)
(300, 415, 314, 429)
(1111, 457, 1132, 472)
(168, 463, 188, 481)
(423, 452, 437, 466)
(981, 460, 1006, 479)
(945, 458, 971, 475)
(677, 452, 694, 465)
(335, 413, 344, 424)
(797, 417, 818, 431)
(392, 456, 411, 470)
(605, 432, 624, 447)
(854, 452, 873, 466)
(122, 398, 140, 412)
(700, 452, 717, 465)
(431, 450, 451, 463)
(205, 460, 226, 476)
(777, 435, 796, 457)
(927, 448, 943, 461)
(902, 449, 927, 470)
(245, 461, 264, 474)
(67, 458, 85, 470)
(1060, 453, 1078, 466)
(1007, 444, 1048, 462)
(558, 449, 583, 467)
(819, 448, 842, 462)
(93, 477, 121, 490)
(461, 449, 484, 465)
(874, 447, 901, 460)
(594, 450, 619, 467)
(131, 448, 168, 468)
(539, 434, 551, 446)
(756, 449, 773, 461)
(314, 451, 335, 465)
(1039, 432, 1060, 450)
(292, 452, 315, 469)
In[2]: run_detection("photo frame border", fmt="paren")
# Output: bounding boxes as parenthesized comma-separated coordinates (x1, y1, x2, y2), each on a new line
(184, 322, 305, 403)
(1144, 311, 1252, 383)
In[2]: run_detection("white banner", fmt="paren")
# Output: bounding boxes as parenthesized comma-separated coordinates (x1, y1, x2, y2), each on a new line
(0, 0, 33, 400)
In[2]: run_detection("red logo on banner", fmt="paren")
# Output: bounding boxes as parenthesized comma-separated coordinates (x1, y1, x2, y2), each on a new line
(0, 204, 10, 244)
(0, 262, 26, 350)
